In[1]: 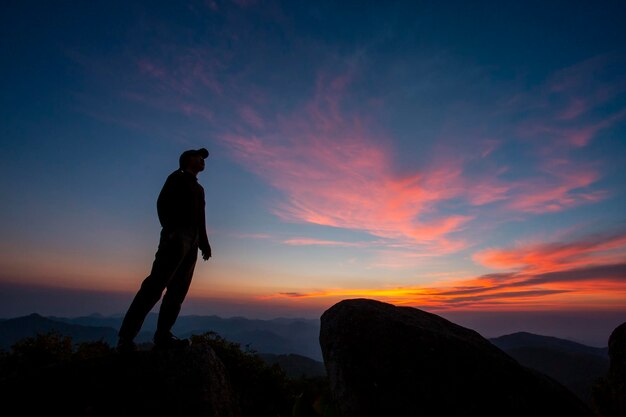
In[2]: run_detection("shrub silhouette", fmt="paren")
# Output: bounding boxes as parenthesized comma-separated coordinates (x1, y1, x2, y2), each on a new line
(0, 330, 336, 417)
(11, 330, 73, 365)
(191, 331, 295, 417)
(0, 331, 113, 379)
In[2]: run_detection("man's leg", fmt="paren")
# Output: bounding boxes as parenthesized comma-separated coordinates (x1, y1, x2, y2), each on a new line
(154, 241, 198, 342)
(118, 230, 189, 343)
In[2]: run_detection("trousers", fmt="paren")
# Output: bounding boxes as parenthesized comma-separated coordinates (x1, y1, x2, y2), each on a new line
(118, 228, 198, 341)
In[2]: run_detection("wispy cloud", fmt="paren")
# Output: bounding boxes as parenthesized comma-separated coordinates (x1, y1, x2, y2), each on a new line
(474, 54, 626, 214)
(282, 238, 373, 248)
(504, 161, 607, 213)
(137, 52, 226, 96)
(229, 232, 274, 240)
(220, 71, 472, 254)
(516, 53, 626, 148)
(519, 108, 626, 148)
(474, 230, 626, 274)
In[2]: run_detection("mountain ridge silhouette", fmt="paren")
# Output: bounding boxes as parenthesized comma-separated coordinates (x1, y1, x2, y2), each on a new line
(1, 311, 613, 400)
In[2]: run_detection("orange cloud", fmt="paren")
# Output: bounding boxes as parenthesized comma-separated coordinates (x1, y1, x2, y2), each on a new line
(265, 262, 626, 310)
(265, 230, 626, 310)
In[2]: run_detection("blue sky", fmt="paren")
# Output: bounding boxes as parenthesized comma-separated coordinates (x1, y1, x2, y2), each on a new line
(1, 1, 625, 344)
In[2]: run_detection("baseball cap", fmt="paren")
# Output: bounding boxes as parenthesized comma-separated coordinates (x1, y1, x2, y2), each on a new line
(179, 148, 209, 167)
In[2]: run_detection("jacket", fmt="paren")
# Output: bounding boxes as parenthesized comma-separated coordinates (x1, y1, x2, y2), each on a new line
(156, 169, 210, 252)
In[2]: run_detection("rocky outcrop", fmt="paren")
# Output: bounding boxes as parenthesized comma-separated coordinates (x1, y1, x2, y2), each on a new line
(593, 322, 626, 417)
(319, 298, 594, 417)
(608, 322, 626, 416)
(1, 344, 241, 417)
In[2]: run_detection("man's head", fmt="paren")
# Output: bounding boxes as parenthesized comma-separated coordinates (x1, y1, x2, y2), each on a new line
(179, 148, 209, 175)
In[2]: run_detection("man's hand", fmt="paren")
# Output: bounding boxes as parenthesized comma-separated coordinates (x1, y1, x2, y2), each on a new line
(201, 245, 212, 261)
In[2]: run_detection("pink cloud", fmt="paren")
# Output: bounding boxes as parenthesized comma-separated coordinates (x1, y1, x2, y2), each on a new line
(122, 91, 214, 122)
(557, 98, 587, 120)
(480, 139, 500, 158)
(137, 59, 167, 80)
(474, 230, 626, 274)
(220, 72, 470, 253)
(516, 53, 626, 148)
(465, 180, 512, 206)
(456, 147, 607, 214)
(238, 105, 265, 130)
(180, 102, 214, 121)
(547, 53, 626, 100)
(520, 108, 626, 147)
(505, 164, 606, 213)
(136, 51, 226, 97)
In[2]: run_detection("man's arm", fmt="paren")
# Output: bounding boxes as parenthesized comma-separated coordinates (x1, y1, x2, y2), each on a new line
(199, 187, 211, 261)
(201, 244, 211, 261)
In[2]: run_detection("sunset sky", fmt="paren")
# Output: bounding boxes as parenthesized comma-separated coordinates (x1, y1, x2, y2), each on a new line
(1, 1, 625, 345)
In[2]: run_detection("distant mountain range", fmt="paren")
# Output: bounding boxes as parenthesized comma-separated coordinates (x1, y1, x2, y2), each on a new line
(0, 312, 610, 404)
(0, 313, 119, 348)
(0, 312, 323, 360)
(490, 331, 608, 357)
(259, 353, 326, 379)
(490, 331, 608, 405)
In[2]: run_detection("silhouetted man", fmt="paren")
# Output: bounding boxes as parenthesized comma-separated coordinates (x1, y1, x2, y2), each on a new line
(117, 148, 212, 352)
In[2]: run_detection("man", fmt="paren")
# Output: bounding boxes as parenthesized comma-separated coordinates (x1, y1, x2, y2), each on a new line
(117, 148, 212, 352)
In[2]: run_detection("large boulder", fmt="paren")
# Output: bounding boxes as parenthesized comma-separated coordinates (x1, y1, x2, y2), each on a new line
(320, 298, 593, 417)
(608, 322, 626, 417)
(1, 344, 241, 417)
(593, 321, 626, 417)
